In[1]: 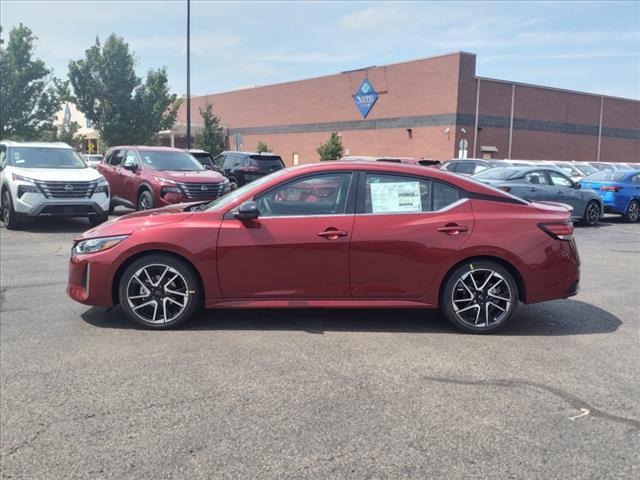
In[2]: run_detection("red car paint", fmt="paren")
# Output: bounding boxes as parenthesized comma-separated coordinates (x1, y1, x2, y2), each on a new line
(97, 146, 228, 210)
(68, 161, 579, 316)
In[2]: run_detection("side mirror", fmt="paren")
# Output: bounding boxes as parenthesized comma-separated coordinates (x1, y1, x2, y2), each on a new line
(235, 201, 260, 220)
(123, 163, 137, 172)
(574, 182, 581, 189)
(204, 164, 213, 170)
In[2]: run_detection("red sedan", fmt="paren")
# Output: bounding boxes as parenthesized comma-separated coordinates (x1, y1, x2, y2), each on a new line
(68, 161, 580, 333)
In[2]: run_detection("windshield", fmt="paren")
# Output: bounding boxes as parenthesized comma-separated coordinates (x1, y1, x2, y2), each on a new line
(473, 168, 519, 180)
(9, 147, 86, 169)
(204, 168, 289, 211)
(576, 163, 597, 174)
(583, 171, 630, 182)
(138, 150, 205, 171)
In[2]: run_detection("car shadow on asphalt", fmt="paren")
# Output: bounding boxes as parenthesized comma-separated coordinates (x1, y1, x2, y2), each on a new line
(575, 215, 633, 229)
(81, 299, 622, 336)
(11, 217, 94, 233)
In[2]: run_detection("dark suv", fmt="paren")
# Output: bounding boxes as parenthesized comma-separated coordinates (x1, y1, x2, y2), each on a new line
(213, 151, 285, 189)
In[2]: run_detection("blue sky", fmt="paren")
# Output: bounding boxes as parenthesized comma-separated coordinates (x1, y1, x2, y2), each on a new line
(2, 1, 639, 99)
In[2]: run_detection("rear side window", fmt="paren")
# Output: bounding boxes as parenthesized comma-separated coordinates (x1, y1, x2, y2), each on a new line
(363, 173, 459, 214)
(524, 171, 548, 185)
(249, 155, 285, 169)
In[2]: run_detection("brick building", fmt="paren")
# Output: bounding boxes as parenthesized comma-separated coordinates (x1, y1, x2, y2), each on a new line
(170, 52, 639, 166)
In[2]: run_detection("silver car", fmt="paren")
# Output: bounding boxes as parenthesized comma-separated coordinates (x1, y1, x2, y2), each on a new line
(473, 166, 603, 226)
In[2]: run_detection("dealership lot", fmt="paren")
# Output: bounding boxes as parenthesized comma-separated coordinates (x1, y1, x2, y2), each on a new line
(1, 214, 638, 478)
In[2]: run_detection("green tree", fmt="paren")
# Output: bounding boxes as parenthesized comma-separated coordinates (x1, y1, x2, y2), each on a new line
(0, 24, 68, 140)
(68, 34, 181, 146)
(316, 132, 344, 161)
(56, 121, 83, 149)
(193, 103, 226, 157)
(256, 140, 273, 153)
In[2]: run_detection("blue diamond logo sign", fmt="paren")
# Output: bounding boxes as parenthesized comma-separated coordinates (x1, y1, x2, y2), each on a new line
(353, 78, 378, 118)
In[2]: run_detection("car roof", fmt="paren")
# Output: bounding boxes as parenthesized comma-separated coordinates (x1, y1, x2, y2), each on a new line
(221, 151, 281, 156)
(0, 140, 73, 149)
(286, 160, 522, 198)
(107, 145, 184, 152)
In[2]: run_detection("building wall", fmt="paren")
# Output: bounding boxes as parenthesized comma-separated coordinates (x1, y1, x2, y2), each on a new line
(177, 52, 640, 165)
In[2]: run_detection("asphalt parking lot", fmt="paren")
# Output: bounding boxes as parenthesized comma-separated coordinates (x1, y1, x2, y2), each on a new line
(1, 212, 638, 479)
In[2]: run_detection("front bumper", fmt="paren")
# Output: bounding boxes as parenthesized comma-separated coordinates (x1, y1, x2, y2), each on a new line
(67, 252, 117, 307)
(14, 191, 110, 217)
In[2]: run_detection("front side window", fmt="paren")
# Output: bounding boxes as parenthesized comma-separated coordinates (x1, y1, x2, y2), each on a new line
(0, 145, 6, 169)
(256, 173, 352, 217)
(9, 147, 86, 169)
(364, 173, 459, 214)
(123, 150, 138, 167)
(548, 171, 573, 187)
(456, 162, 476, 175)
(109, 150, 125, 166)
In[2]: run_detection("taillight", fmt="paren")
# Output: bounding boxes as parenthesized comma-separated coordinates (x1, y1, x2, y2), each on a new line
(498, 186, 511, 192)
(538, 222, 574, 241)
(599, 186, 621, 192)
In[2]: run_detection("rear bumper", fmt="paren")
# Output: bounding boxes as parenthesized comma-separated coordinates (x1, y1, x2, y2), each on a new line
(521, 238, 580, 304)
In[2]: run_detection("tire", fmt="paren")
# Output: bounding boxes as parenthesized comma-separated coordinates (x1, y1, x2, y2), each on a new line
(89, 213, 108, 227)
(137, 190, 154, 211)
(108, 202, 115, 215)
(440, 260, 519, 334)
(118, 254, 202, 329)
(623, 199, 639, 223)
(228, 177, 239, 191)
(582, 200, 601, 226)
(1, 188, 21, 230)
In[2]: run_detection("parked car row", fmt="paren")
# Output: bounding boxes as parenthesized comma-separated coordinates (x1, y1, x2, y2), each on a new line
(0, 141, 287, 229)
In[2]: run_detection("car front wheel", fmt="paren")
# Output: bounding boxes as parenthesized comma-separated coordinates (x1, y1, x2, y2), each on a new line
(137, 190, 154, 210)
(582, 200, 601, 226)
(440, 260, 519, 334)
(1, 189, 20, 230)
(118, 254, 201, 329)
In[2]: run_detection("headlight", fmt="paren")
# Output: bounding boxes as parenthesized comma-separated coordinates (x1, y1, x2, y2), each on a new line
(154, 176, 177, 184)
(73, 235, 128, 256)
(12, 173, 36, 184)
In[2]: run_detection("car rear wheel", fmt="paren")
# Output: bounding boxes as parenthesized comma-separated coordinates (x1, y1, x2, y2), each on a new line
(118, 254, 201, 329)
(623, 199, 639, 223)
(582, 200, 601, 226)
(137, 190, 154, 210)
(1, 189, 20, 230)
(440, 260, 519, 334)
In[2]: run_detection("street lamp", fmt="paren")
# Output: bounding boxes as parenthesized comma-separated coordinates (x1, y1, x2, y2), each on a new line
(186, 0, 191, 149)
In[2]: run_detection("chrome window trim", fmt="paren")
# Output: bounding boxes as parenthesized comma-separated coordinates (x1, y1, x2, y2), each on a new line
(355, 197, 469, 217)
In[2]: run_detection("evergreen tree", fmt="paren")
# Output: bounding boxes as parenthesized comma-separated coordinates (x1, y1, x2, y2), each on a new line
(317, 132, 344, 161)
(193, 103, 226, 156)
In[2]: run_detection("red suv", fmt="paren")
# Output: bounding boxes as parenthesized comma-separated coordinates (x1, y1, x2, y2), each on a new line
(98, 146, 230, 211)
(68, 161, 580, 333)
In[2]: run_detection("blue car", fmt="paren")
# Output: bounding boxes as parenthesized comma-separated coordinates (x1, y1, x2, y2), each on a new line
(579, 170, 640, 222)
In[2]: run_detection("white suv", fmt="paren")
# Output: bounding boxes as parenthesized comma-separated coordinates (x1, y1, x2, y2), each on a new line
(0, 141, 110, 230)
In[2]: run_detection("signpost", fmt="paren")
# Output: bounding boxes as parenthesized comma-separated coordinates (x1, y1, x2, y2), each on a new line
(353, 78, 378, 118)
(458, 138, 468, 159)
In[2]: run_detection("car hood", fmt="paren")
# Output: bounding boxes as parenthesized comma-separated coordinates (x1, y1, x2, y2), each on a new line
(10, 167, 104, 182)
(152, 170, 226, 183)
(78, 202, 199, 240)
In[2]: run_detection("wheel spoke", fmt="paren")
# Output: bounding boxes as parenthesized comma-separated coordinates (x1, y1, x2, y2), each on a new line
(165, 287, 188, 297)
(488, 292, 509, 302)
(165, 297, 184, 308)
(132, 299, 156, 311)
(143, 268, 154, 286)
(479, 272, 494, 291)
(155, 266, 170, 287)
(468, 272, 480, 290)
(456, 303, 480, 314)
(487, 301, 506, 312)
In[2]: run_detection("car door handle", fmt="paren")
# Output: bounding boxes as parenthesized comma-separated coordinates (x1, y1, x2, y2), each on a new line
(317, 229, 348, 239)
(437, 224, 468, 235)
(529, 187, 539, 192)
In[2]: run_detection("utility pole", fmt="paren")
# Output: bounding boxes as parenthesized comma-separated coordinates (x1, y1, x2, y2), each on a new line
(186, 0, 192, 149)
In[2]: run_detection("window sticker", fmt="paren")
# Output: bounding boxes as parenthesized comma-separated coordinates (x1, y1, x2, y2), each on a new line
(370, 181, 422, 213)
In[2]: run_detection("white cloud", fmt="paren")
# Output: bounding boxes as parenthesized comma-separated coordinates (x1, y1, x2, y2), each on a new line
(340, 7, 413, 32)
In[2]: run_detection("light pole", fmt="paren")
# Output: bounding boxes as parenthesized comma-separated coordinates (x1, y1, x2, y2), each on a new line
(186, 0, 191, 149)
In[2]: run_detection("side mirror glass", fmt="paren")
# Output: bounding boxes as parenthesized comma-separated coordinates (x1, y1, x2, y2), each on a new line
(123, 163, 137, 172)
(235, 201, 260, 220)
(574, 182, 581, 189)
